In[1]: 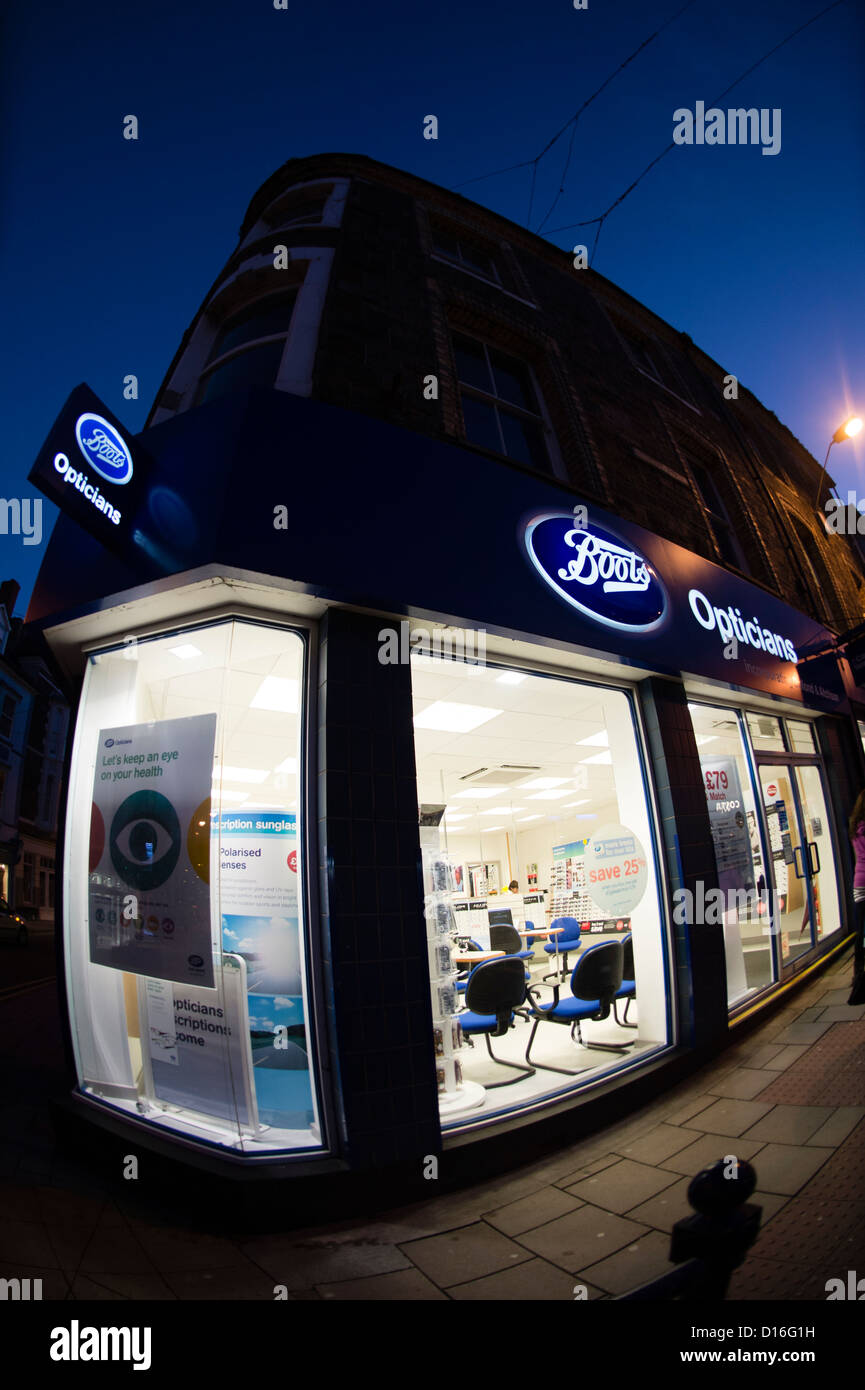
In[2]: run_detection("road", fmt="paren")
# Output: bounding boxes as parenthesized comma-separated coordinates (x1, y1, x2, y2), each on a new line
(0, 926, 58, 1000)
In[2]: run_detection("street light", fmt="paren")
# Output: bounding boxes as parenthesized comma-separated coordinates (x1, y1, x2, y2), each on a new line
(814, 415, 863, 510)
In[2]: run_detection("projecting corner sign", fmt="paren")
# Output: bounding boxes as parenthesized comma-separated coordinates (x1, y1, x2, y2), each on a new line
(524, 512, 669, 634)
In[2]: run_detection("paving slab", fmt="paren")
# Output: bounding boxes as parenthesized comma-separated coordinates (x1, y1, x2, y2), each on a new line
(399, 1221, 532, 1286)
(679, 1097, 774, 1136)
(742, 1104, 837, 1145)
(760, 1044, 810, 1070)
(485, 1185, 583, 1236)
(564, 1158, 680, 1214)
(805, 1106, 865, 1147)
(612, 1124, 699, 1166)
(660, 1131, 765, 1176)
(514, 1203, 649, 1273)
(743, 1142, 833, 1196)
(704, 1067, 775, 1100)
(447, 1255, 589, 1300)
(316, 1268, 447, 1300)
(577, 1230, 673, 1295)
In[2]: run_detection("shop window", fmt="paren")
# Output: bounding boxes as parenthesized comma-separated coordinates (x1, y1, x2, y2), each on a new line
(453, 333, 552, 475)
(688, 703, 775, 1005)
(787, 721, 816, 755)
(411, 654, 670, 1127)
(63, 619, 322, 1155)
(688, 461, 749, 573)
(746, 713, 785, 752)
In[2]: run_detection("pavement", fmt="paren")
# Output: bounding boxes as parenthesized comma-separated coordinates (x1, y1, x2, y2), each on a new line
(1, 942, 864, 1300)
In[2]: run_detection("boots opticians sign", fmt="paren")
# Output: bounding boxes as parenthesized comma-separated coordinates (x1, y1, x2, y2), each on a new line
(28, 383, 146, 556)
(524, 513, 668, 633)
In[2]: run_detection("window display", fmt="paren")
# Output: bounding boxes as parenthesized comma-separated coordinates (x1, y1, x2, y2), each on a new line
(410, 653, 670, 1124)
(63, 619, 322, 1153)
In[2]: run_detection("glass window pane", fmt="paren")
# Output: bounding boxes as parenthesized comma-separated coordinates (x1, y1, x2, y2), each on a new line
(432, 228, 459, 260)
(786, 720, 816, 754)
(63, 620, 322, 1155)
(453, 334, 492, 392)
(196, 339, 287, 405)
(459, 242, 497, 279)
(489, 349, 536, 411)
(411, 655, 670, 1127)
(498, 410, 551, 473)
(210, 295, 297, 362)
(460, 393, 502, 453)
(746, 712, 786, 751)
(688, 703, 775, 1003)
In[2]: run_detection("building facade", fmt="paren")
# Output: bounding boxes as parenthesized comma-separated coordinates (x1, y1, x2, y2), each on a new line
(25, 154, 865, 1181)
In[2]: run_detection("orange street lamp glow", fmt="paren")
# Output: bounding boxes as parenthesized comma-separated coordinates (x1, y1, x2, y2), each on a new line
(816, 414, 864, 509)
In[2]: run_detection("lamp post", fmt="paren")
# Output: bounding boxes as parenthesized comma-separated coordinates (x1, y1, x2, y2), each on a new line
(814, 415, 863, 510)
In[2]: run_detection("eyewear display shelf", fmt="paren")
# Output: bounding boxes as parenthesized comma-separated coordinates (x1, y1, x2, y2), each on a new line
(419, 814, 484, 1116)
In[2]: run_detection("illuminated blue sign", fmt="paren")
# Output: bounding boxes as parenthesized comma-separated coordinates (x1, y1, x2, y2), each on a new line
(75, 413, 134, 485)
(524, 512, 668, 633)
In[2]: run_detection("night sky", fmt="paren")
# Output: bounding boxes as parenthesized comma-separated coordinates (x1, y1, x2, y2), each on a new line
(2, 0, 864, 613)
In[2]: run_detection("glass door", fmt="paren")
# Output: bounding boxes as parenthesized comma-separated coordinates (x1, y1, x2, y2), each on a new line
(792, 763, 840, 942)
(757, 764, 814, 967)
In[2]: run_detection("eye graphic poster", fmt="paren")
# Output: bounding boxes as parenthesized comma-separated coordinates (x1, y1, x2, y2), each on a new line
(88, 714, 217, 988)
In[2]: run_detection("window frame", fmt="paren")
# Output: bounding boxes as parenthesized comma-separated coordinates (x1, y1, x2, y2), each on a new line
(451, 329, 561, 479)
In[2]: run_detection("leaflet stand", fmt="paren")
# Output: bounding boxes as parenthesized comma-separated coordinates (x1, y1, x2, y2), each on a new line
(420, 805, 485, 1116)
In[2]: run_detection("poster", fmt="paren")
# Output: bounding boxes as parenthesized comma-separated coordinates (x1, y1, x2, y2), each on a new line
(700, 755, 754, 896)
(141, 955, 257, 1129)
(215, 809, 314, 1130)
(89, 713, 216, 987)
(583, 824, 648, 916)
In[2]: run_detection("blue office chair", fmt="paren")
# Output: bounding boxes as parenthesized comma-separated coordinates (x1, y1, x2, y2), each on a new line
(455, 939, 483, 994)
(524, 939, 635, 1075)
(522, 919, 538, 957)
(489, 923, 533, 984)
(613, 932, 637, 1027)
(543, 916, 583, 981)
(459, 956, 536, 1087)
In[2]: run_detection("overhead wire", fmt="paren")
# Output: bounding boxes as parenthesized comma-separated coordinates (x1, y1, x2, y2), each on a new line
(451, 0, 701, 217)
(544, 0, 851, 262)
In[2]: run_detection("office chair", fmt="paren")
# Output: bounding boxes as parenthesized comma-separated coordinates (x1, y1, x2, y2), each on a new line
(459, 957, 536, 1087)
(524, 939, 635, 1075)
(613, 932, 637, 1027)
(542, 916, 582, 980)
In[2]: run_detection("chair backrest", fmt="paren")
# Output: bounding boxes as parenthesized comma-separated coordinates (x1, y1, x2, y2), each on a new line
(490, 923, 524, 955)
(570, 940, 624, 1013)
(621, 932, 634, 979)
(465, 957, 527, 1031)
(550, 915, 582, 945)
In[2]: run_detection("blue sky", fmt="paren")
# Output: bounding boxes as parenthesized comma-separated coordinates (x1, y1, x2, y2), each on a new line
(2, 0, 863, 613)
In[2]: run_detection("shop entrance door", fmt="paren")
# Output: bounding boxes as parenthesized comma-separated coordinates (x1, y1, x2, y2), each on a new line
(756, 758, 840, 968)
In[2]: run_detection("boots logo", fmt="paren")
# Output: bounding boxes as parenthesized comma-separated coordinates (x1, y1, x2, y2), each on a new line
(75, 413, 134, 485)
(524, 513, 668, 633)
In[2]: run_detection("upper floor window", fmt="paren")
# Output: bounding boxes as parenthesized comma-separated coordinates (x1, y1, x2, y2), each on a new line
(689, 460, 748, 573)
(431, 225, 502, 285)
(0, 692, 17, 742)
(195, 293, 298, 407)
(453, 333, 552, 474)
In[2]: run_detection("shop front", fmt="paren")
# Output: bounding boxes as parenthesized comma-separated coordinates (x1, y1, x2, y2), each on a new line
(27, 384, 864, 1174)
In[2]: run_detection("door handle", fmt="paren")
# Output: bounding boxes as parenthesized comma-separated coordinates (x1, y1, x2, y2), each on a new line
(792, 845, 806, 879)
(808, 840, 820, 876)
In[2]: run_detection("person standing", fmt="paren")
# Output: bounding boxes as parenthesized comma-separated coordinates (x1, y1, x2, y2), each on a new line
(848, 790, 865, 1004)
